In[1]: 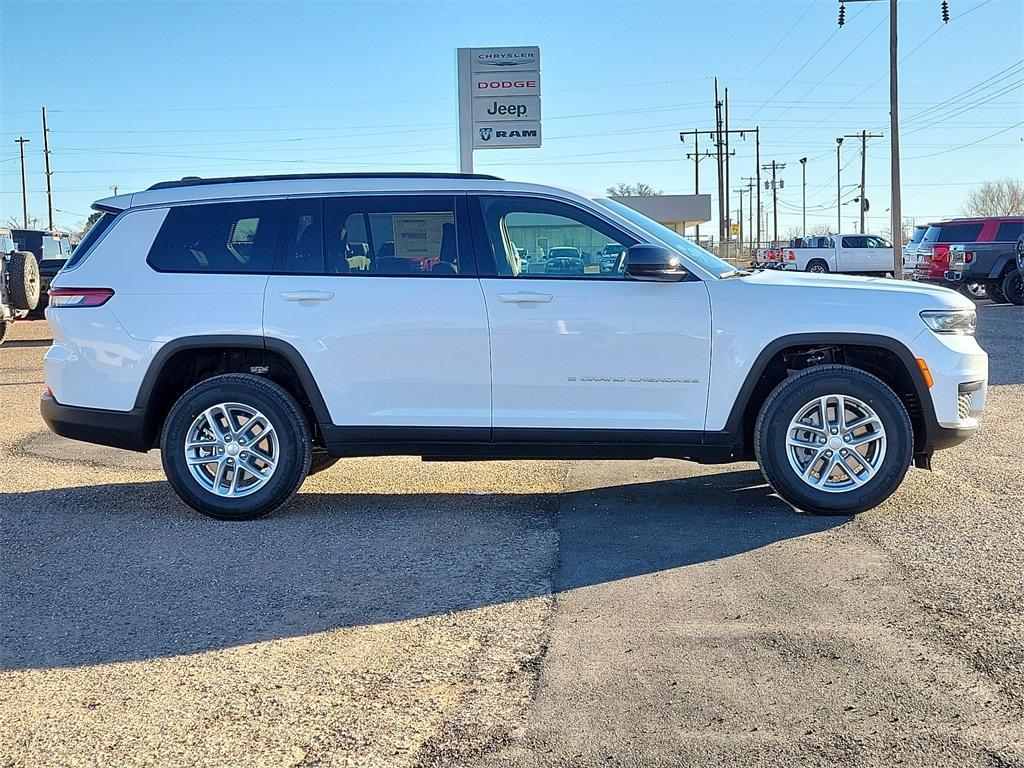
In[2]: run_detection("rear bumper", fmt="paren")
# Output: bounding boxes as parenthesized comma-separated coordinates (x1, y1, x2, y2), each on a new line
(40, 393, 151, 452)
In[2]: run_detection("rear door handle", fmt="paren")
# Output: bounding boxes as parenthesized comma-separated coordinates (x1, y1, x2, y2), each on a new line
(280, 290, 334, 303)
(497, 292, 553, 304)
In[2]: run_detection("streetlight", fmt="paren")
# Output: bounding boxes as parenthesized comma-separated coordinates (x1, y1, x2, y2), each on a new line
(799, 157, 808, 238)
(835, 138, 844, 234)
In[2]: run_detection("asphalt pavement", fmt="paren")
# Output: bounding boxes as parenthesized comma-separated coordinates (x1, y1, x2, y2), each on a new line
(1, 302, 1021, 767)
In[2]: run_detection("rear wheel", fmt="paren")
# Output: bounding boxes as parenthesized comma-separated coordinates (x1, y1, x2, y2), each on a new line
(0, 318, 8, 347)
(7, 251, 40, 311)
(984, 282, 1009, 303)
(754, 365, 913, 515)
(161, 374, 311, 520)
(806, 259, 830, 274)
(1001, 269, 1023, 306)
(961, 282, 987, 299)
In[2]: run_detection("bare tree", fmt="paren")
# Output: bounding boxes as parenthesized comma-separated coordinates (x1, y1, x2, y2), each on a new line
(606, 183, 663, 196)
(960, 179, 1024, 217)
(5, 215, 41, 230)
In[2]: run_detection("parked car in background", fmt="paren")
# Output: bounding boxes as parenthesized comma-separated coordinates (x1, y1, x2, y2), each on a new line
(10, 229, 74, 315)
(599, 244, 626, 273)
(0, 228, 41, 345)
(902, 225, 929, 277)
(779, 233, 895, 274)
(544, 246, 585, 275)
(914, 217, 1023, 303)
(943, 218, 1024, 305)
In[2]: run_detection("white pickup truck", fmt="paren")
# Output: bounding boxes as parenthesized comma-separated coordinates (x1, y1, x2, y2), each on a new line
(778, 234, 895, 275)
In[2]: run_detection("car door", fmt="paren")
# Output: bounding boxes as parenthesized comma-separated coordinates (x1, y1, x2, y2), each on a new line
(864, 235, 893, 272)
(263, 194, 491, 437)
(470, 194, 712, 437)
(837, 235, 869, 271)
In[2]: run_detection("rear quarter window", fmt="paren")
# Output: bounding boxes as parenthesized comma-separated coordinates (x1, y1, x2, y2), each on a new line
(63, 213, 116, 270)
(923, 223, 983, 243)
(147, 201, 285, 273)
(995, 222, 1023, 242)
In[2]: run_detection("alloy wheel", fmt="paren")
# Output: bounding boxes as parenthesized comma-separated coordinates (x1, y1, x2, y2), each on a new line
(786, 394, 887, 493)
(184, 402, 279, 497)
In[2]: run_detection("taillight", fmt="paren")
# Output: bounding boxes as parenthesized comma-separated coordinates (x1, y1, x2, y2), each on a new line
(964, 252, 974, 263)
(933, 245, 950, 265)
(788, 250, 796, 260)
(48, 287, 115, 307)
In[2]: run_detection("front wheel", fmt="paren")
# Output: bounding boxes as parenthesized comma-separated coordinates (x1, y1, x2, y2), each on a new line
(754, 365, 913, 515)
(1001, 269, 1023, 306)
(161, 374, 311, 520)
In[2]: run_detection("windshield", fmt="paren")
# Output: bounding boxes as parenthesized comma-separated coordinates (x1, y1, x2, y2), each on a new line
(593, 197, 736, 277)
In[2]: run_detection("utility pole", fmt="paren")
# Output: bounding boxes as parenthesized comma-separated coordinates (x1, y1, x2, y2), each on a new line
(733, 186, 747, 252)
(838, 0, 950, 274)
(890, 0, 903, 274)
(836, 137, 844, 233)
(755, 127, 761, 248)
(762, 161, 786, 246)
(41, 107, 54, 232)
(679, 130, 714, 243)
(681, 99, 757, 249)
(844, 130, 884, 233)
(724, 87, 732, 258)
(799, 157, 808, 238)
(714, 78, 725, 247)
(15, 136, 30, 228)
(743, 176, 756, 252)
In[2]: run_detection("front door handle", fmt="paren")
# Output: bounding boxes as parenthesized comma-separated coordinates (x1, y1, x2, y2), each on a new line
(497, 292, 553, 304)
(280, 290, 334, 303)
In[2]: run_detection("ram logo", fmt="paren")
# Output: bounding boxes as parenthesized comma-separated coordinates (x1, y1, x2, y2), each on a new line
(478, 127, 492, 142)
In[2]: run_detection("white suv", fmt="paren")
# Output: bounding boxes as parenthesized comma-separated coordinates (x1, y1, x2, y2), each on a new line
(41, 173, 988, 520)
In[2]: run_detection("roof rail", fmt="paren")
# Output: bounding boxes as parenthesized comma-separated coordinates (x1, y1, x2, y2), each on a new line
(147, 172, 503, 191)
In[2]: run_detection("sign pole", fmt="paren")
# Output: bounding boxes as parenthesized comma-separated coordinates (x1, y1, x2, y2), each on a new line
(457, 48, 474, 173)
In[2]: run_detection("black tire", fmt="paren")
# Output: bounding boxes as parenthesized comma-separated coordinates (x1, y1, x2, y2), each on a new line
(806, 259, 830, 274)
(160, 374, 311, 520)
(1001, 269, 1023, 306)
(0, 319, 8, 347)
(984, 282, 1008, 303)
(7, 251, 40, 311)
(308, 447, 339, 476)
(754, 365, 913, 515)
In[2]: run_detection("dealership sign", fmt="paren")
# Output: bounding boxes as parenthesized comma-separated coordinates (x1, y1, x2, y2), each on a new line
(458, 46, 541, 169)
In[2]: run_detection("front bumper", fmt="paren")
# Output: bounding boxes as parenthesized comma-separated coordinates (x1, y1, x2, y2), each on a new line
(40, 392, 151, 452)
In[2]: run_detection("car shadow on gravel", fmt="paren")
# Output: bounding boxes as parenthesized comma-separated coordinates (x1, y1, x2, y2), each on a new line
(0, 470, 846, 670)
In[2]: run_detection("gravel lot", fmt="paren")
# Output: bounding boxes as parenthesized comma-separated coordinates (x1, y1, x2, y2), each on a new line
(1, 302, 1021, 767)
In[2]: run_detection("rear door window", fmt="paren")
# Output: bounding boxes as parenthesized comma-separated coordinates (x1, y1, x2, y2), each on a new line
(148, 201, 285, 273)
(320, 196, 463, 276)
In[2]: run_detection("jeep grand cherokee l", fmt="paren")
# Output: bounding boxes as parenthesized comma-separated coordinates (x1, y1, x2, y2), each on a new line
(41, 173, 988, 520)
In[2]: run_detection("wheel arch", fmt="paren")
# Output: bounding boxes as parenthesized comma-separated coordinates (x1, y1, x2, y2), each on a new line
(719, 333, 935, 460)
(135, 335, 331, 449)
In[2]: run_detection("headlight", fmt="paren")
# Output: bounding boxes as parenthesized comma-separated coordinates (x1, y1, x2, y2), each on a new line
(920, 309, 976, 335)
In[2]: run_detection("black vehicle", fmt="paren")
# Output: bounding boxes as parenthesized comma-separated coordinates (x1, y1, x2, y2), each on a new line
(10, 229, 74, 313)
(545, 247, 585, 276)
(943, 218, 1024, 305)
(0, 228, 41, 345)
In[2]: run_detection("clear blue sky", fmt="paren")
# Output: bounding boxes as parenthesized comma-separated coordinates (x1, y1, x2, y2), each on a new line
(1, 0, 1022, 239)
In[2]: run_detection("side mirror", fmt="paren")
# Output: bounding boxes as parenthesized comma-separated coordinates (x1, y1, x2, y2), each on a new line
(625, 244, 688, 282)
